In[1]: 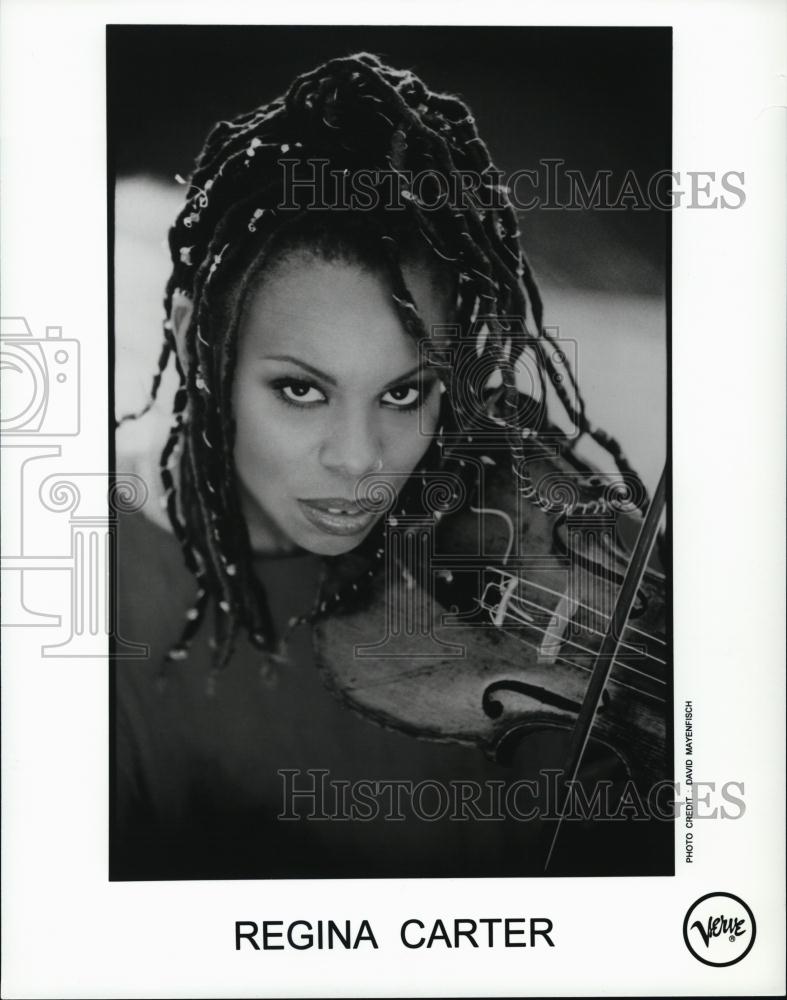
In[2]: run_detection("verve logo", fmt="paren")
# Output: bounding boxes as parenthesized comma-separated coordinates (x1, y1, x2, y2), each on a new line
(683, 892, 756, 967)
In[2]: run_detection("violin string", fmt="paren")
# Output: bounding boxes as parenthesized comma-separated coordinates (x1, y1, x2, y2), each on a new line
(599, 528, 667, 585)
(465, 598, 667, 704)
(474, 597, 667, 703)
(485, 567, 668, 656)
(474, 577, 667, 681)
(487, 566, 668, 652)
(551, 652, 667, 704)
(483, 589, 668, 672)
(480, 592, 667, 682)
(552, 537, 667, 648)
(474, 598, 667, 697)
(478, 585, 669, 679)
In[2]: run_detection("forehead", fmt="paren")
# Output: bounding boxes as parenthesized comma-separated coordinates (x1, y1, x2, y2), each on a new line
(238, 254, 451, 378)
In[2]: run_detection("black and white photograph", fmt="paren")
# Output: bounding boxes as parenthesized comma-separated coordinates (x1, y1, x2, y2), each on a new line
(1, 4, 784, 998)
(110, 25, 672, 881)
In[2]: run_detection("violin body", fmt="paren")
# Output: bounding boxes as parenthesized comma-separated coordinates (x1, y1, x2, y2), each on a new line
(314, 443, 669, 791)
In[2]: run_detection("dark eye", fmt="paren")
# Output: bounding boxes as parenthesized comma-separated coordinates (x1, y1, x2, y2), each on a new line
(275, 379, 327, 406)
(382, 385, 421, 409)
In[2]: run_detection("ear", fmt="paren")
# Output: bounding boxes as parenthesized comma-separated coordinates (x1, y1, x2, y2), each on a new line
(170, 290, 194, 373)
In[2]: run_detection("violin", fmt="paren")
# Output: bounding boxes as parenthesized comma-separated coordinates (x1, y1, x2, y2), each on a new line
(313, 440, 670, 864)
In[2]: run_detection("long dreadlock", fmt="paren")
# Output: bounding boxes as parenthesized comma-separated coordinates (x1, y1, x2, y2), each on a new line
(119, 52, 647, 683)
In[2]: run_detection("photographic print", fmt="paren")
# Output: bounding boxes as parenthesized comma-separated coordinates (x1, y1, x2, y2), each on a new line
(109, 25, 673, 881)
(1, 4, 784, 998)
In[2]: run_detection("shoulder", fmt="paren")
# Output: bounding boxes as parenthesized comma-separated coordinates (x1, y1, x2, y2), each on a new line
(115, 422, 195, 611)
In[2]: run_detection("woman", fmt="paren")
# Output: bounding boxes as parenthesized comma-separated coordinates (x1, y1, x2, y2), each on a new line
(113, 52, 670, 879)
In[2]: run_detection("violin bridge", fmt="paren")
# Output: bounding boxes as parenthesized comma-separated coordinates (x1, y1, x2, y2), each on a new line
(539, 591, 577, 664)
(482, 569, 535, 628)
(491, 573, 519, 626)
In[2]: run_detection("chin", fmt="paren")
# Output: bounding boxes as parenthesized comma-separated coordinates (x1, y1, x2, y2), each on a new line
(298, 526, 375, 557)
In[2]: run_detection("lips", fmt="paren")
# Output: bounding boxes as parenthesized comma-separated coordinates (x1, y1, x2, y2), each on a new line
(297, 497, 377, 537)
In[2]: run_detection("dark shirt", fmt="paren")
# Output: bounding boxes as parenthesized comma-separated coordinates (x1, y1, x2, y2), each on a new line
(112, 510, 671, 880)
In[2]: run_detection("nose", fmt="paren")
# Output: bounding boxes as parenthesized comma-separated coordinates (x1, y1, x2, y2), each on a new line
(318, 405, 384, 479)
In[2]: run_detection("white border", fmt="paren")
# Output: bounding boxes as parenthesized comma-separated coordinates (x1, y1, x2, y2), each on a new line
(2, 1, 785, 997)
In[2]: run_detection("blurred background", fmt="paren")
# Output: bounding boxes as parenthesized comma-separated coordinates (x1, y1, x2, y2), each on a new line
(110, 26, 670, 493)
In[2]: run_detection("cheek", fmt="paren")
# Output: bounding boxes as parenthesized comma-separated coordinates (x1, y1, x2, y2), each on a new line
(417, 390, 442, 440)
(384, 395, 441, 469)
(232, 382, 311, 483)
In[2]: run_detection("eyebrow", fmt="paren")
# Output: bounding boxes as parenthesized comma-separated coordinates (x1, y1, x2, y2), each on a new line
(262, 355, 431, 390)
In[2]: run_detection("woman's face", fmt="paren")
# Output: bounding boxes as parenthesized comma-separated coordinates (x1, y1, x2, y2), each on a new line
(232, 253, 448, 556)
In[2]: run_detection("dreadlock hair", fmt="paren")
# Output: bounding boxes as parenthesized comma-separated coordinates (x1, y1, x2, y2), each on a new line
(120, 51, 647, 685)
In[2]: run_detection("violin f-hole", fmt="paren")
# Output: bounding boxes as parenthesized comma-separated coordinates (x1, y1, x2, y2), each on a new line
(482, 679, 610, 720)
